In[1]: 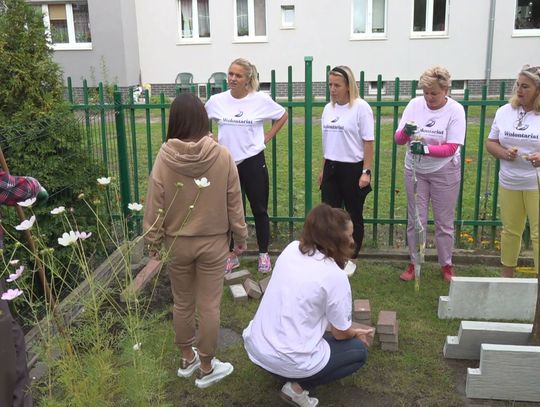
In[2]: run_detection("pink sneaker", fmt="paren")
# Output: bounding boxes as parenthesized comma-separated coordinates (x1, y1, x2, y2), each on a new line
(258, 253, 272, 273)
(224, 254, 240, 274)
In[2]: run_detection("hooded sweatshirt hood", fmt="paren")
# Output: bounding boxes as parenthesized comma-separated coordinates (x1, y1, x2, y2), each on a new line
(159, 136, 220, 178)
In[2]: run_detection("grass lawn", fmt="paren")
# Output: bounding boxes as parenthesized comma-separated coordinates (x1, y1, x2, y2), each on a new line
(133, 257, 534, 407)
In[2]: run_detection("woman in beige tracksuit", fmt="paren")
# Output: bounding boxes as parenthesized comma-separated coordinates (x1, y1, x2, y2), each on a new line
(143, 93, 247, 389)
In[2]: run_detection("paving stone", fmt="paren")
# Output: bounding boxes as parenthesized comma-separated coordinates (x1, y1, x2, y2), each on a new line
(444, 321, 532, 360)
(243, 278, 262, 299)
(466, 344, 540, 402)
(381, 340, 399, 352)
(353, 299, 371, 322)
(376, 310, 397, 334)
(229, 284, 248, 302)
(355, 318, 372, 326)
(379, 321, 399, 343)
(224, 269, 251, 285)
(259, 275, 271, 293)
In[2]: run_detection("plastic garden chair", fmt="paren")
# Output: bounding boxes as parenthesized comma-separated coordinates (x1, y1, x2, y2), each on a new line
(208, 72, 227, 95)
(175, 72, 194, 93)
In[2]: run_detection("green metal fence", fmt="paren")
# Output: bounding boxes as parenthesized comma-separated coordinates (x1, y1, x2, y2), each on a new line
(68, 57, 524, 249)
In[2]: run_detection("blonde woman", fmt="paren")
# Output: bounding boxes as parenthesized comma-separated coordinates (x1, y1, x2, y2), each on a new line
(486, 64, 540, 277)
(205, 58, 288, 273)
(394, 66, 466, 282)
(319, 66, 374, 259)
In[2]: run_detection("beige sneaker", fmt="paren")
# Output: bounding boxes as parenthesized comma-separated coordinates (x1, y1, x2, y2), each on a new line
(280, 382, 318, 407)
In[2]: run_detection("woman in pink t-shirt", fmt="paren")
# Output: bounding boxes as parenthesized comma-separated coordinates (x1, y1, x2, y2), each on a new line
(394, 66, 466, 283)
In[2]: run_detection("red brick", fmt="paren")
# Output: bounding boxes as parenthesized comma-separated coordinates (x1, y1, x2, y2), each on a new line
(121, 258, 162, 301)
(353, 299, 371, 322)
(376, 310, 397, 334)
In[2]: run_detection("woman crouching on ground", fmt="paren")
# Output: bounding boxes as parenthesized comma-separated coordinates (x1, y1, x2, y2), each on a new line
(243, 204, 373, 406)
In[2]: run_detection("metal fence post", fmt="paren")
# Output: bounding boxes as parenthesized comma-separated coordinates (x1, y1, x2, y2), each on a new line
(114, 90, 132, 222)
(304, 56, 313, 215)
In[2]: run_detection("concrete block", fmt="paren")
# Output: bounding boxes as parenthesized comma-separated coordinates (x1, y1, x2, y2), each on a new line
(355, 318, 372, 326)
(444, 321, 532, 360)
(466, 344, 540, 402)
(353, 299, 371, 322)
(377, 310, 397, 334)
(437, 277, 537, 321)
(229, 284, 248, 302)
(381, 341, 399, 352)
(259, 275, 271, 293)
(224, 269, 251, 285)
(243, 278, 262, 299)
(379, 321, 399, 343)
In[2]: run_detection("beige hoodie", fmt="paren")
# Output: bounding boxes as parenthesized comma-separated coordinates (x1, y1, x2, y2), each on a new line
(143, 136, 247, 249)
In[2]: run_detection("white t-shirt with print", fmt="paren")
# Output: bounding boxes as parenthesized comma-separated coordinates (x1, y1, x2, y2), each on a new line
(488, 103, 540, 190)
(205, 90, 286, 163)
(322, 98, 374, 163)
(242, 240, 353, 378)
(398, 96, 466, 174)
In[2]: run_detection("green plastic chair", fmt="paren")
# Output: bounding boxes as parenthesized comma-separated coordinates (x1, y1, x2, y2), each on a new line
(175, 72, 194, 93)
(208, 72, 227, 94)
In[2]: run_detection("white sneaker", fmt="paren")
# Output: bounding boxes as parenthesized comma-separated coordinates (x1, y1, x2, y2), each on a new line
(177, 348, 200, 378)
(194, 358, 234, 389)
(280, 382, 319, 407)
(344, 260, 356, 277)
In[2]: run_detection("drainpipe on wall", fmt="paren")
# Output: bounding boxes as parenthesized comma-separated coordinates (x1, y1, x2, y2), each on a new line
(485, 0, 496, 93)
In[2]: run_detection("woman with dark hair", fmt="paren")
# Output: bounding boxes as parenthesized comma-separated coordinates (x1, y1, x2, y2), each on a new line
(319, 65, 374, 259)
(243, 204, 372, 407)
(486, 64, 540, 277)
(205, 57, 288, 274)
(143, 93, 248, 388)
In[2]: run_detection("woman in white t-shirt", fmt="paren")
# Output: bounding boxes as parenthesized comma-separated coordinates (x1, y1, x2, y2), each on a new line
(486, 64, 540, 277)
(395, 66, 466, 283)
(243, 204, 373, 407)
(205, 58, 288, 274)
(319, 66, 374, 259)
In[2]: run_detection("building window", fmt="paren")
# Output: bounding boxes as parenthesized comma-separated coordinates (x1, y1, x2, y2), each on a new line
(281, 5, 295, 29)
(412, 0, 448, 36)
(451, 80, 467, 95)
(514, 0, 540, 36)
(352, 0, 386, 38)
(368, 81, 386, 96)
(42, 2, 92, 50)
(178, 0, 210, 41)
(235, 0, 267, 41)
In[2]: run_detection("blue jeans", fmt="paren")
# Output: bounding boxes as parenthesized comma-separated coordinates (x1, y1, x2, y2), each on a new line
(274, 333, 368, 391)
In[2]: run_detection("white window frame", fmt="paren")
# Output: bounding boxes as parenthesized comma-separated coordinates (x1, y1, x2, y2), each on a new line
(280, 5, 295, 29)
(410, 0, 449, 38)
(350, 0, 387, 40)
(233, 0, 268, 43)
(513, 0, 540, 37)
(450, 80, 467, 95)
(368, 81, 386, 96)
(42, 3, 92, 50)
(177, 0, 212, 44)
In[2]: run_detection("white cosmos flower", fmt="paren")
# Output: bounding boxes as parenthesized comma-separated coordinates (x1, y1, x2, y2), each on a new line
(97, 177, 111, 185)
(1, 288, 23, 301)
(76, 231, 92, 240)
(128, 202, 143, 211)
(6, 266, 24, 282)
(50, 206, 66, 215)
(58, 231, 79, 246)
(17, 197, 36, 207)
(15, 215, 36, 231)
(9, 260, 20, 266)
(194, 177, 211, 188)
(133, 342, 142, 351)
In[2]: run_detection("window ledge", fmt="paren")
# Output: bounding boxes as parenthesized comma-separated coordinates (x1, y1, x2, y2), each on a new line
(350, 35, 387, 41)
(280, 26, 295, 30)
(52, 43, 93, 51)
(410, 33, 449, 39)
(232, 37, 268, 43)
(512, 30, 540, 37)
(176, 38, 212, 45)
